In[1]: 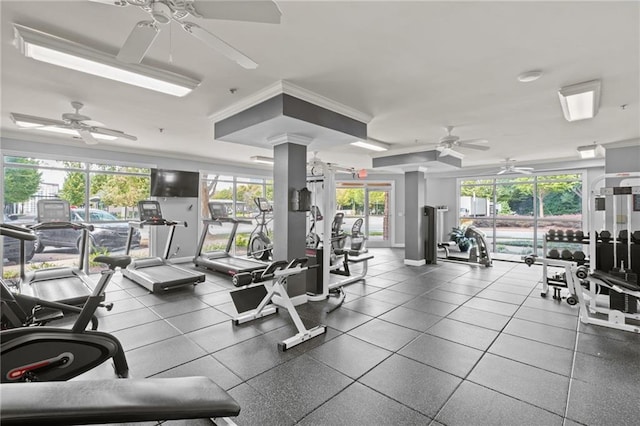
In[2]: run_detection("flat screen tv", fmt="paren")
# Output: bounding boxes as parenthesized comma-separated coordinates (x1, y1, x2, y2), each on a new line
(150, 169, 199, 198)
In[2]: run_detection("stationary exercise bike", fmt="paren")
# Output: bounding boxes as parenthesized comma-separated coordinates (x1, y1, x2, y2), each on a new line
(248, 197, 273, 261)
(1, 223, 130, 382)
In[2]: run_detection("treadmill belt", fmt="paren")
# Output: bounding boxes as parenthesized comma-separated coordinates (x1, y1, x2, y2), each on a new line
(131, 264, 205, 287)
(31, 276, 92, 306)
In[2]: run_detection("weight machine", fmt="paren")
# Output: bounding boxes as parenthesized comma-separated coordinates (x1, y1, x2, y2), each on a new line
(305, 158, 374, 304)
(570, 172, 640, 333)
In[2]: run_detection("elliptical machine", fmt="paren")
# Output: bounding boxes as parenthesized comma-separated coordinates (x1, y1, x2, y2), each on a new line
(1, 223, 130, 382)
(248, 197, 273, 261)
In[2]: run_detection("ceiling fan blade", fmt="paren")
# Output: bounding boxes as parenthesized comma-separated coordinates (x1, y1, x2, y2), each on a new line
(457, 138, 488, 145)
(191, 0, 282, 24)
(92, 126, 138, 141)
(88, 0, 129, 6)
(438, 147, 452, 157)
(496, 169, 507, 175)
(77, 129, 99, 145)
(459, 143, 490, 151)
(116, 21, 160, 64)
(10, 112, 66, 128)
(514, 168, 533, 174)
(182, 22, 258, 69)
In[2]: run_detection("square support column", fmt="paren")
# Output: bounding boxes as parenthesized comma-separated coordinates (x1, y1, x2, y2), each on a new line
(272, 134, 312, 299)
(404, 169, 426, 266)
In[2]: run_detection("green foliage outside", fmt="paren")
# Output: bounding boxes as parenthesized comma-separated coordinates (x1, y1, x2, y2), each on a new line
(89, 247, 111, 267)
(236, 233, 249, 248)
(4, 158, 42, 208)
(28, 261, 57, 271)
(58, 166, 150, 212)
(336, 188, 386, 214)
(460, 175, 581, 217)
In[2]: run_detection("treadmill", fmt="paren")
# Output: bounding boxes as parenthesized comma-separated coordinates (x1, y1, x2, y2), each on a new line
(194, 201, 267, 284)
(22, 199, 98, 306)
(123, 200, 205, 293)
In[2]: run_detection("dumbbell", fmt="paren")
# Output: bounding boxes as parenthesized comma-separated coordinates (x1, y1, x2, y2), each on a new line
(556, 230, 565, 240)
(632, 230, 640, 244)
(561, 249, 574, 260)
(573, 251, 586, 262)
(547, 229, 556, 240)
(565, 230, 575, 241)
(618, 230, 628, 242)
(548, 249, 560, 259)
(575, 230, 584, 241)
(600, 230, 611, 243)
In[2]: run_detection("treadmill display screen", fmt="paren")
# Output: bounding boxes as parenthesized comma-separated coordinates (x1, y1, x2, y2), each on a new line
(138, 201, 162, 221)
(37, 199, 71, 222)
(209, 202, 228, 219)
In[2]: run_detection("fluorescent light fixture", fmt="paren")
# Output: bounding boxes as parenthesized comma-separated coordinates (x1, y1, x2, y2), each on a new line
(10, 113, 117, 140)
(351, 139, 390, 152)
(558, 79, 601, 122)
(577, 143, 604, 159)
(251, 156, 274, 165)
(13, 24, 200, 97)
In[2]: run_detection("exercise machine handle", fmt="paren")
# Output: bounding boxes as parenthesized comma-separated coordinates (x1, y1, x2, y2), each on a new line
(0, 223, 37, 241)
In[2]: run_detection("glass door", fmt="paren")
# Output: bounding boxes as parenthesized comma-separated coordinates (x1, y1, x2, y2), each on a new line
(366, 187, 391, 247)
(335, 183, 393, 248)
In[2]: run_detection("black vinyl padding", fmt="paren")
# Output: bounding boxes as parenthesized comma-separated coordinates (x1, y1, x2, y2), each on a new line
(0, 376, 240, 425)
(591, 270, 640, 292)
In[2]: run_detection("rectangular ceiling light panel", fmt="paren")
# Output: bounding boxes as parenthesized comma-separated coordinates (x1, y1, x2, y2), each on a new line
(14, 24, 200, 97)
(351, 140, 389, 152)
(558, 80, 601, 122)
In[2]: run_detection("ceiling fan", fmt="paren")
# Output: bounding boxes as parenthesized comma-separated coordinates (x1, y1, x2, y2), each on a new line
(9, 101, 137, 145)
(429, 126, 489, 158)
(90, 0, 282, 68)
(497, 158, 534, 175)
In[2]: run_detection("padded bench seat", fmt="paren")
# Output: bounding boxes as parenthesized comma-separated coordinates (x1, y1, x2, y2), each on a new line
(345, 252, 374, 262)
(0, 376, 240, 425)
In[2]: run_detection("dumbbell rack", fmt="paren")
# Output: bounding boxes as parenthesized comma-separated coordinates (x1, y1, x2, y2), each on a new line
(540, 230, 590, 302)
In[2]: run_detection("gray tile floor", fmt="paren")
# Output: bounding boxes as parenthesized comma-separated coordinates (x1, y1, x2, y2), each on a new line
(78, 248, 640, 425)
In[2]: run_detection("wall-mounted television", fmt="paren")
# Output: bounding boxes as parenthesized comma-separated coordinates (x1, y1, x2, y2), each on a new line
(150, 169, 199, 198)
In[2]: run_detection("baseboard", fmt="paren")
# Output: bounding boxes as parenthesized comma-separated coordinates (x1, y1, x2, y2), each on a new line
(404, 258, 426, 266)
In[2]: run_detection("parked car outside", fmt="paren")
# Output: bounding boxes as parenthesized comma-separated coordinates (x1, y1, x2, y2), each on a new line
(35, 208, 140, 253)
(2, 214, 36, 263)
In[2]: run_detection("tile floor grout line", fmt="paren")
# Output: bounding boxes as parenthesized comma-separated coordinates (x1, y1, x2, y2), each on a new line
(562, 316, 583, 425)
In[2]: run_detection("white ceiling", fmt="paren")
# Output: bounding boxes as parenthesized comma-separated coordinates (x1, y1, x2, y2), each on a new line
(1, 0, 639, 173)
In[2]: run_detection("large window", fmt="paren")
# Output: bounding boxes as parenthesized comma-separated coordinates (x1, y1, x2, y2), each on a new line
(2, 155, 150, 276)
(459, 173, 583, 256)
(200, 173, 272, 256)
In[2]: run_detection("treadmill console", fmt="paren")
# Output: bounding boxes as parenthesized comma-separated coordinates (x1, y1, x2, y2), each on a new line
(208, 202, 228, 219)
(37, 199, 71, 223)
(255, 198, 271, 212)
(138, 201, 165, 225)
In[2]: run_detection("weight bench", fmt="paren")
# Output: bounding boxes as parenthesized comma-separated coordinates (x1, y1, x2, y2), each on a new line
(0, 376, 240, 425)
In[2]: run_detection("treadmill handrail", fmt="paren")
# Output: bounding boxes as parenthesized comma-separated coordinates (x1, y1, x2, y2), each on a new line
(0, 223, 37, 241)
(128, 219, 187, 229)
(31, 221, 94, 232)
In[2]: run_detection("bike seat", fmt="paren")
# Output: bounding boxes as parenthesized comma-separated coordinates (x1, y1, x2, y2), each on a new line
(94, 255, 132, 270)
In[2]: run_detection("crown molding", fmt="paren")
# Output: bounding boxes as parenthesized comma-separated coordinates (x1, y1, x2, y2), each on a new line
(209, 80, 372, 124)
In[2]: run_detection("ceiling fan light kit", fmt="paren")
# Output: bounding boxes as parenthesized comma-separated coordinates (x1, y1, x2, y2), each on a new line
(10, 102, 137, 145)
(497, 158, 534, 175)
(558, 79, 601, 122)
(100, 0, 280, 68)
(13, 24, 200, 96)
